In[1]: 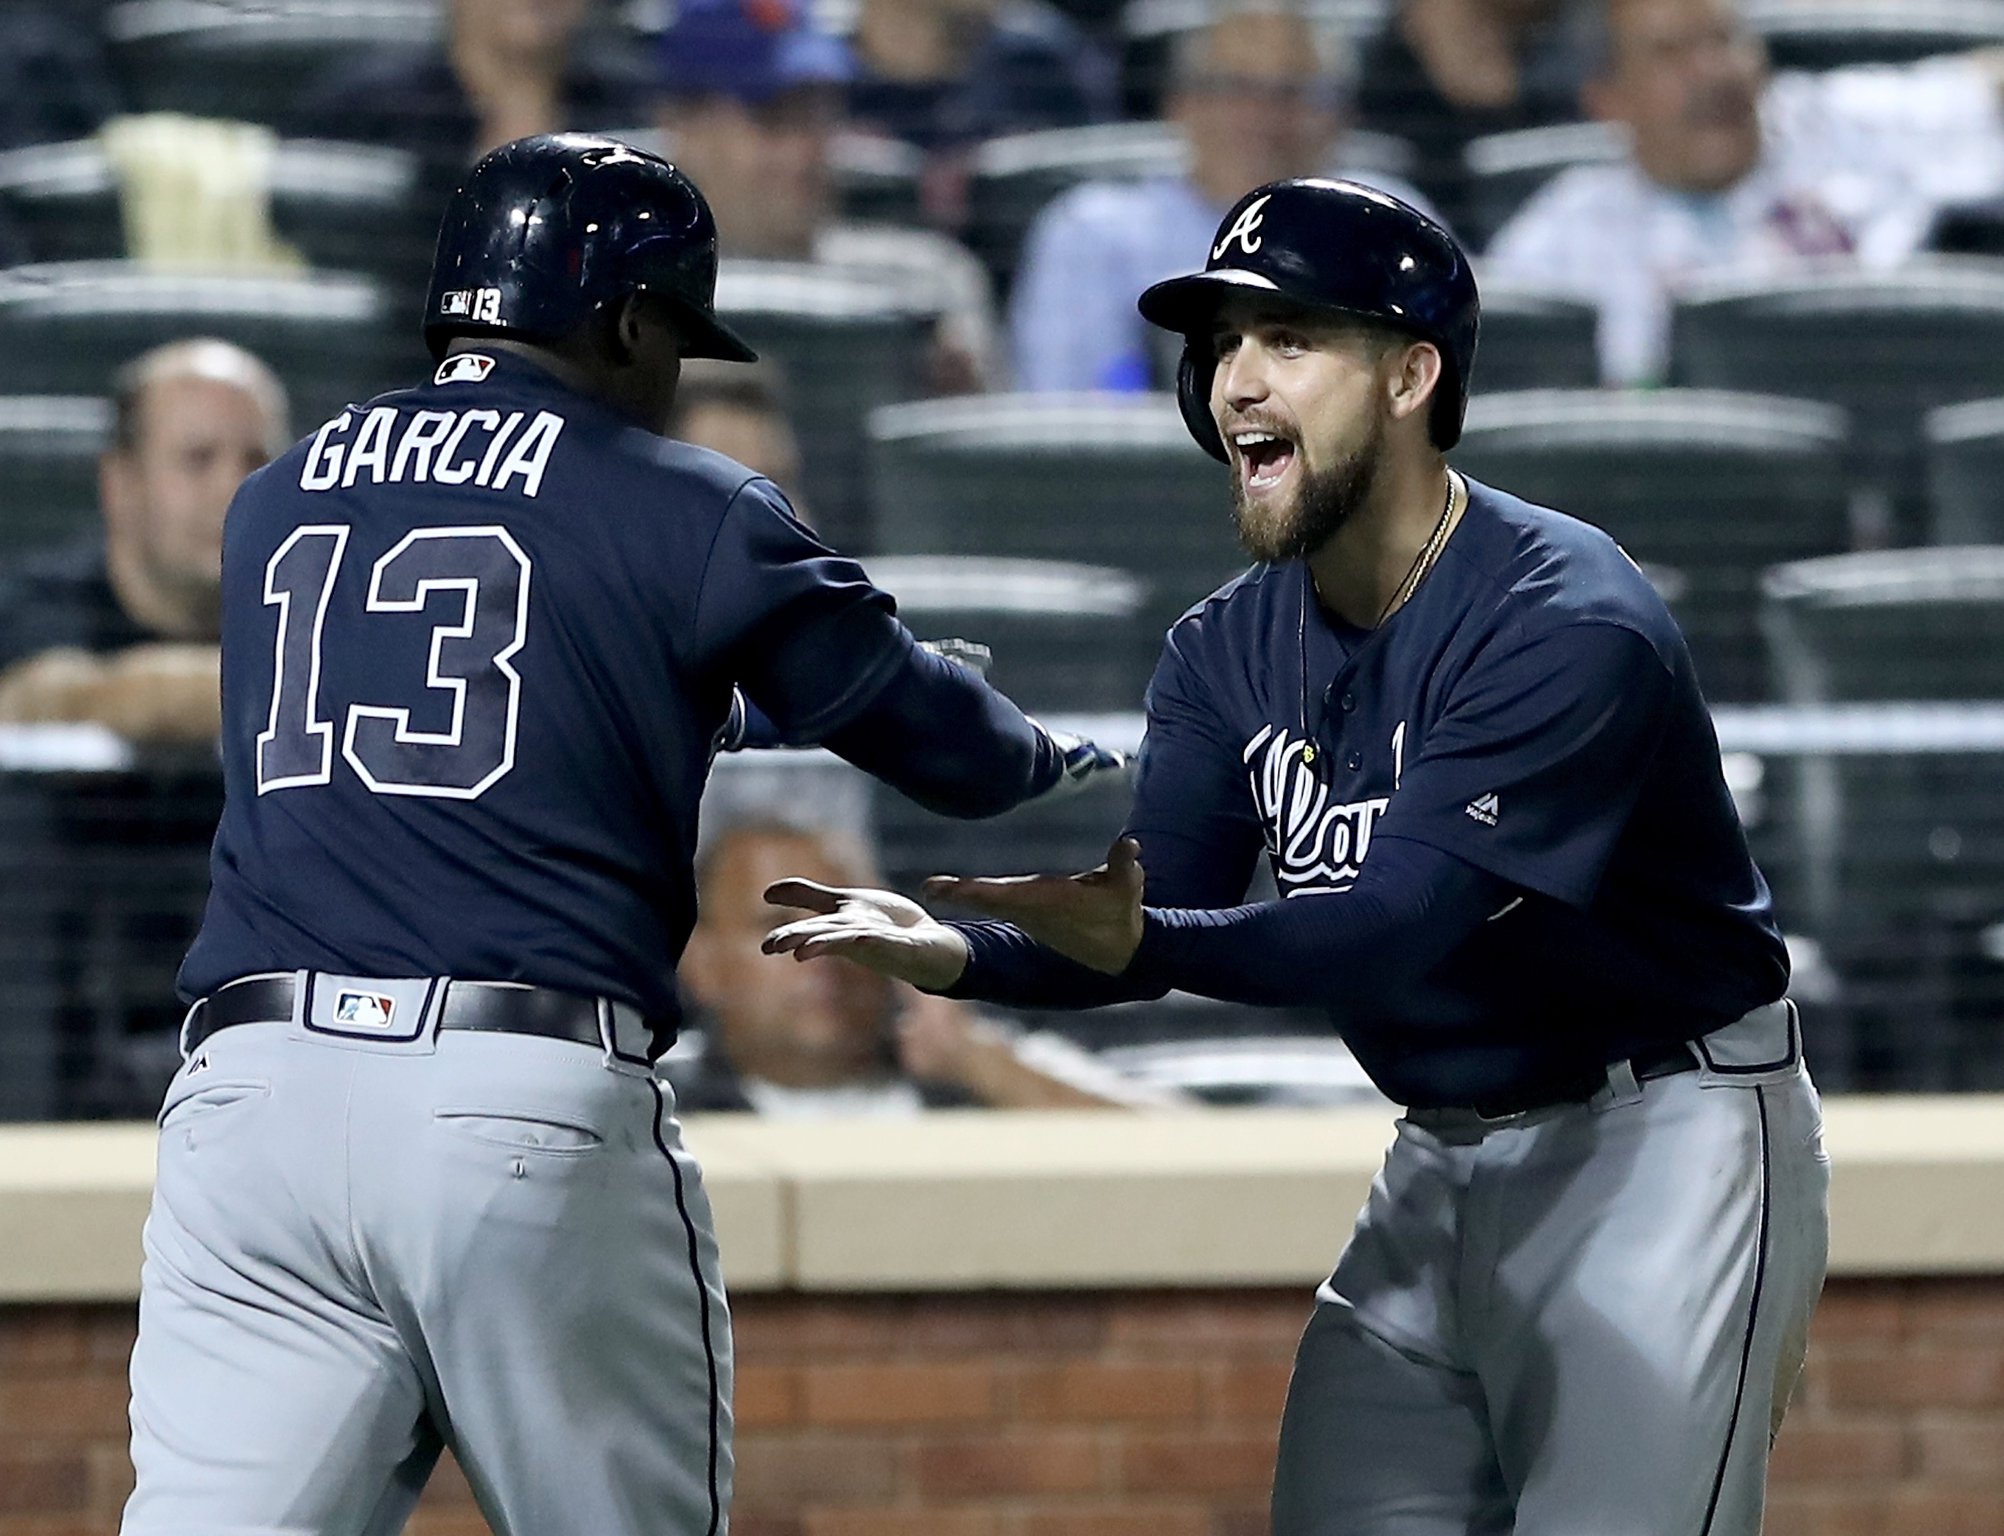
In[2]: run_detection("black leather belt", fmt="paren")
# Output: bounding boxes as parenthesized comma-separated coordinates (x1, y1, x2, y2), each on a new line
(186, 976, 639, 1056)
(1453, 1039, 1700, 1122)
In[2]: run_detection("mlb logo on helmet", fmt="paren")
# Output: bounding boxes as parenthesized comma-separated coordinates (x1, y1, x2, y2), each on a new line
(335, 991, 398, 1032)
(745, 0, 796, 30)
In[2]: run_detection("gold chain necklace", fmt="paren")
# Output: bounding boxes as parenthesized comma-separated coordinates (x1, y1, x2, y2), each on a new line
(1375, 471, 1459, 629)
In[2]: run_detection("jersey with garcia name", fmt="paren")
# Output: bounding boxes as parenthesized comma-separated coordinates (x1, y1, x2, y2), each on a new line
(1127, 478, 1787, 1102)
(180, 351, 909, 1029)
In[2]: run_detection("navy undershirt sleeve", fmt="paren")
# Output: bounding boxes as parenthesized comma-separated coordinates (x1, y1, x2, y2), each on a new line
(822, 642, 1059, 818)
(694, 477, 1059, 816)
(1126, 838, 1513, 1019)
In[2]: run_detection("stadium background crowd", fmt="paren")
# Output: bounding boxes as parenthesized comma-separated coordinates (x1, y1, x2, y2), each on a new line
(0, 0, 2002, 1117)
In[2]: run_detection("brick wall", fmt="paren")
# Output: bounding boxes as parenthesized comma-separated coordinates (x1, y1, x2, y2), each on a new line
(2, 1280, 2000, 1535)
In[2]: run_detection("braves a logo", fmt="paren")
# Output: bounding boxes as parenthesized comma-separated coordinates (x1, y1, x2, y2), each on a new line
(1212, 195, 1272, 262)
(1244, 721, 1406, 894)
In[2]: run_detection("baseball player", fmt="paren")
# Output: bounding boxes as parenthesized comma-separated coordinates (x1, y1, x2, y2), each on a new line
(121, 134, 1122, 1536)
(765, 179, 1831, 1534)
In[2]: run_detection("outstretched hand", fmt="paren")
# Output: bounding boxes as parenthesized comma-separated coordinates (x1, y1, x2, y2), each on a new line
(761, 879, 971, 993)
(923, 837, 1145, 975)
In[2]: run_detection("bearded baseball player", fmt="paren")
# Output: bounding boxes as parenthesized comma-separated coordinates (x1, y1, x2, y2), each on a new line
(120, 133, 1122, 1536)
(766, 178, 1831, 1535)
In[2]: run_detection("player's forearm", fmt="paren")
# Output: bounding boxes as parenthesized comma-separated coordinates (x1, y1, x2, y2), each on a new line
(1125, 838, 1510, 1014)
(822, 644, 1059, 818)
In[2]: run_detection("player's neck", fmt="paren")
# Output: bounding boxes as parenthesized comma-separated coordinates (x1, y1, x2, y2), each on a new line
(1306, 458, 1459, 629)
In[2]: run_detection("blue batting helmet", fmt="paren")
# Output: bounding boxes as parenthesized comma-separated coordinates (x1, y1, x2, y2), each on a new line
(1138, 178, 1479, 458)
(423, 133, 757, 365)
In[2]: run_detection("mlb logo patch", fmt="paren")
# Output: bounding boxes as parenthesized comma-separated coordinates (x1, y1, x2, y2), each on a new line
(334, 990, 398, 1032)
(434, 353, 496, 385)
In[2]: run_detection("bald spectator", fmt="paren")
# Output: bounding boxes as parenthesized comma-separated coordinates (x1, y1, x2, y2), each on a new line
(1009, 2, 1439, 392)
(1486, 0, 2004, 384)
(657, 0, 1002, 390)
(0, 340, 288, 743)
(292, 0, 648, 172)
(672, 816, 1183, 1114)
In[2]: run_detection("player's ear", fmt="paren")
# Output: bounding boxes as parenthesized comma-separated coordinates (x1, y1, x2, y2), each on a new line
(1386, 341, 1443, 430)
(609, 293, 647, 367)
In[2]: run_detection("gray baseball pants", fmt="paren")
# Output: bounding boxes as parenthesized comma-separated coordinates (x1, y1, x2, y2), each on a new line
(1272, 1001, 1829, 1536)
(121, 976, 732, 1536)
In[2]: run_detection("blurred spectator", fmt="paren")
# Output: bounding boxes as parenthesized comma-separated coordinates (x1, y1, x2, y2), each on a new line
(0, 3, 121, 151)
(1485, 0, 2004, 384)
(0, 340, 289, 743)
(669, 359, 808, 501)
(291, 0, 648, 173)
(1357, 0, 1597, 233)
(657, 0, 1002, 390)
(1009, 2, 1439, 393)
(848, 0, 1120, 152)
(673, 817, 1180, 1113)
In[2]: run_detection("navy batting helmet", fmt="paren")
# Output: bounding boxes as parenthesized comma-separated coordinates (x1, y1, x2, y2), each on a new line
(423, 133, 757, 364)
(1138, 178, 1479, 460)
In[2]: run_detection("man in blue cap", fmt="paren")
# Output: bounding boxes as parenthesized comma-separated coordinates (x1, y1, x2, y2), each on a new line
(655, 0, 999, 389)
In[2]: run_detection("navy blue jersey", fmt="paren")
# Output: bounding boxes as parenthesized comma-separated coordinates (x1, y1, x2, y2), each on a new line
(181, 352, 926, 1028)
(958, 477, 1788, 1106)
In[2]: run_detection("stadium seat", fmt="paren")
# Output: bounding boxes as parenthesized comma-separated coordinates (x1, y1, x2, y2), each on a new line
(866, 556, 1154, 714)
(715, 262, 936, 554)
(866, 393, 1239, 642)
(0, 262, 410, 436)
(104, 0, 440, 124)
(1761, 548, 2004, 1086)
(1454, 389, 1852, 701)
(1463, 121, 1625, 253)
(1742, 0, 2004, 71)
(832, 132, 926, 228)
(1670, 259, 2004, 542)
(1467, 283, 1602, 394)
(0, 397, 111, 562)
(965, 119, 1417, 301)
(966, 121, 1184, 299)
(1925, 398, 2004, 544)
(0, 136, 433, 297)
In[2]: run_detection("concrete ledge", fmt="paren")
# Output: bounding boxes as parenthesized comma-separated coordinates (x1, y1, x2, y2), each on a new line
(0, 1098, 1999, 1300)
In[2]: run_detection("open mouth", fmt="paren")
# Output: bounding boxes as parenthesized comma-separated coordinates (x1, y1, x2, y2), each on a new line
(1233, 429, 1297, 493)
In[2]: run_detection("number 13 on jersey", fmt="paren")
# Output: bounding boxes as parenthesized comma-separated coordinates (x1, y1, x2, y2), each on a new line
(256, 523, 532, 800)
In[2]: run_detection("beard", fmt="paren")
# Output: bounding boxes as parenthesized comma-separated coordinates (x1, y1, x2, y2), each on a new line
(1230, 408, 1386, 564)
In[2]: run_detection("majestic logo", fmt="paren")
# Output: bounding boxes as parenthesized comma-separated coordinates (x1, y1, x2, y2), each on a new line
(1465, 792, 1499, 827)
(334, 990, 397, 1032)
(1244, 722, 1406, 895)
(434, 353, 496, 385)
(1211, 195, 1272, 262)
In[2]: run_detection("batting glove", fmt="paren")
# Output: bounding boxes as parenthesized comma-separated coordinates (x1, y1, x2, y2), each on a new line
(918, 637, 994, 678)
(1033, 723, 1132, 800)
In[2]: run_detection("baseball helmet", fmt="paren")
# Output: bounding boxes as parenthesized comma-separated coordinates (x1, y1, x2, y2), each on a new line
(1138, 178, 1479, 460)
(423, 133, 757, 364)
